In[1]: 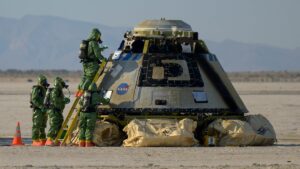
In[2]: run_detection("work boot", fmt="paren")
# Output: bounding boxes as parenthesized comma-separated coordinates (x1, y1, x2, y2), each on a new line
(32, 140, 41, 146)
(85, 141, 95, 147)
(45, 138, 58, 146)
(79, 140, 86, 147)
(40, 139, 47, 146)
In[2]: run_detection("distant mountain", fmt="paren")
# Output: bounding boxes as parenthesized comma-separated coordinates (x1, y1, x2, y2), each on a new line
(0, 15, 128, 70)
(206, 40, 300, 71)
(0, 15, 299, 71)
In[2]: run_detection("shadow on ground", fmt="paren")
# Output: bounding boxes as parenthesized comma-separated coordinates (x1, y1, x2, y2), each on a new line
(0, 137, 32, 146)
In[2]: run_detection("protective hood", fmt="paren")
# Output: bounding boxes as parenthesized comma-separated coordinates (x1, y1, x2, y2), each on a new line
(37, 74, 49, 87)
(54, 77, 64, 89)
(87, 28, 101, 41)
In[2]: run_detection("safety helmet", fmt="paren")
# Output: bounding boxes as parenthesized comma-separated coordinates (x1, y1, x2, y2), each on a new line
(88, 82, 98, 92)
(37, 74, 49, 87)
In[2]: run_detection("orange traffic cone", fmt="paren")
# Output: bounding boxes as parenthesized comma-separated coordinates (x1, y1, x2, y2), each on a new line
(11, 122, 24, 146)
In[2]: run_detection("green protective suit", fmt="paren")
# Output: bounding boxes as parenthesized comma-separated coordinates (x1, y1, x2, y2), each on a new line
(78, 83, 101, 141)
(47, 77, 70, 140)
(31, 75, 48, 140)
(79, 28, 106, 90)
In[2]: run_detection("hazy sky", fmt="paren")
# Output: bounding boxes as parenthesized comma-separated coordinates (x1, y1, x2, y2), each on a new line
(1, 0, 300, 49)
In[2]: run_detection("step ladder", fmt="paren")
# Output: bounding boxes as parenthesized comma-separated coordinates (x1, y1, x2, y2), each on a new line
(55, 61, 107, 146)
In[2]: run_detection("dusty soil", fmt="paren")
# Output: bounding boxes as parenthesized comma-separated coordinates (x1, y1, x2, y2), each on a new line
(0, 81, 299, 169)
(0, 146, 299, 169)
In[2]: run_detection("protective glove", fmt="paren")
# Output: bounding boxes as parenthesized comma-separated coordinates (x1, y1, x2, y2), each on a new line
(100, 45, 108, 52)
(64, 97, 70, 104)
(101, 98, 110, 105)
(102, 45, 108, 50)
(101, 58, 107, 62)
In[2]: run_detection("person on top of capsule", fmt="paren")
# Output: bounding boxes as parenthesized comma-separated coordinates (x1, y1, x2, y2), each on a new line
(77, 28, 108, 97)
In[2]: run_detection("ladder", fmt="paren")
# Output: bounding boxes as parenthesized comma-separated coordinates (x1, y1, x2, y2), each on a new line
(55, 61, 107, 146)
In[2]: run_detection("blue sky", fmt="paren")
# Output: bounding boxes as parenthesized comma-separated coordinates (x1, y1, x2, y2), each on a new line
(1, 0, 300, 49)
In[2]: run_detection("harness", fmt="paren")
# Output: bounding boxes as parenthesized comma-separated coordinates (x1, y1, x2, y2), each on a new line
(81, 91, 98, 113)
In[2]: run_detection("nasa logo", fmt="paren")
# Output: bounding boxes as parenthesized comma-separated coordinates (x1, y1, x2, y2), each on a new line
(117, 83, 129, 95)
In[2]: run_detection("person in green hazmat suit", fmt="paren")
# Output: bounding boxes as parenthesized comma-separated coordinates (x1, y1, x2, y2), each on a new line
(78, 82, 109, 147)
(45, 77, 70, 146)
(30, 75, 49, 146)
(77, 28, 107, 97)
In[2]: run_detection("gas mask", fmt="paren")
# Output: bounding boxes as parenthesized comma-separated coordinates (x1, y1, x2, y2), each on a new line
(97, 34, 102, 44)
(98, 38, 103, 44)
(62, 81, 69, 89)
(42, 80, 50, 88)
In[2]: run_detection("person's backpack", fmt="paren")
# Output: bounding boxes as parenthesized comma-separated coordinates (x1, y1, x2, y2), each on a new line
(30, 85, 43, 108)
(78, 40, 89, 60)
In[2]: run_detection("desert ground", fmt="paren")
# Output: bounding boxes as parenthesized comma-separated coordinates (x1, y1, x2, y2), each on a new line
(0, 78, 299, 169)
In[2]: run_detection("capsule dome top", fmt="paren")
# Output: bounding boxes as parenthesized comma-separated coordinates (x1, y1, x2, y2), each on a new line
(133, 19, 194, 38)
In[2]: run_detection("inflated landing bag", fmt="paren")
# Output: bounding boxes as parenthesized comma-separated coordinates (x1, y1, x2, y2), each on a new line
(92, 121, 124, 146)
(208, 114, 276, 146)
(123, 118, 198, 147)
